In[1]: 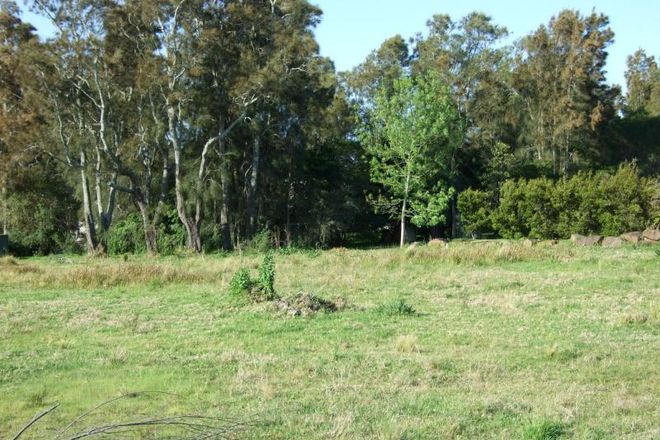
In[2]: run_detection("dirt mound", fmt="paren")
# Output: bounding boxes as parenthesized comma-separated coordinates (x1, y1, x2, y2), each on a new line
(275, 292, 345, 317)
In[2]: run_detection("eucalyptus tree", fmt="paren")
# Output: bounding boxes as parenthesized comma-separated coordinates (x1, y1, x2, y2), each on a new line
(240, 0, 326, 239)
(512, 10, 616, 175)
(195, 0, 342, 247)
(625, 49, 659, 116)
(147, 0, 288, 252)
(28, 0, 117, 253)
(0, 2, 41, 235)
(31, 0, 175, 254)
(343, 34, 410, 114)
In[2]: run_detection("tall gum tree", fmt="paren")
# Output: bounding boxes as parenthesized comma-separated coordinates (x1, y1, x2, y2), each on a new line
(0, 3, 43, 236)
(512, 10, 617, 175)
(31, 0, 122, 254)
(33, 0, 174, 254)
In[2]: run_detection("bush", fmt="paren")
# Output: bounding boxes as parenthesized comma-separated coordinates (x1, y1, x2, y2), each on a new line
(5, 172, 78, 256)
(247, 229, 274, 253)
(491, 179, 530, 239)
(107, 214, 145, 255)
(482, 163, 658, 239)
(157, 208, 186, 254)
(107, 208, 186, 255)
(643, 177, 660, 227)
(457, 189, 494, 237)
(524, 177, 558, 239)
(552, 172, 600, 237)
(228, 268, 253, 297)
(596, 164, 648, 235)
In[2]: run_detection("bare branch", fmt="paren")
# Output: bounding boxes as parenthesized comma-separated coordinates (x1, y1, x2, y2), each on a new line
(12, 403, 60, 440)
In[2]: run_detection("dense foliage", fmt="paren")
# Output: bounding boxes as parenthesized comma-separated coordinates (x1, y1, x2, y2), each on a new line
(460, 164, 659, 239)
(0, 2, 658, 254)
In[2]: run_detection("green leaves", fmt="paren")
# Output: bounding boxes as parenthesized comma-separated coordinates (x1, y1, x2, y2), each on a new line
(361, 72, 463, 229)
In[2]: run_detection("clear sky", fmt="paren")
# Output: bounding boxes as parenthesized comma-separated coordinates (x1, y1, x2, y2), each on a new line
(312, 0, 660, 88)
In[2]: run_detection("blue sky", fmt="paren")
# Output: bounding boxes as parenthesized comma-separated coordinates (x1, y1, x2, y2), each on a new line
(313, 0, 660, 88)
(21, 1, 659, 89)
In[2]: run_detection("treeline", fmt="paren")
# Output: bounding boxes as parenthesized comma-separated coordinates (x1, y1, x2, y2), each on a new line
(0, 1, 658, 255)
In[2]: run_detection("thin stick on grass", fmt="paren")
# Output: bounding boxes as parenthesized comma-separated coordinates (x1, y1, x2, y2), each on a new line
(63, 415, 244, 440)
(11, 403, 60, 440)
(55, 391, 181, 438)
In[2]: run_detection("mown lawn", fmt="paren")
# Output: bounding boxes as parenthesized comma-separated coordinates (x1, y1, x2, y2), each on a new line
(1, 242, 658, 439)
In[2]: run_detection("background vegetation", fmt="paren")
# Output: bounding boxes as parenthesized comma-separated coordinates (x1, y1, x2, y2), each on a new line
(0, 1, 658, 255)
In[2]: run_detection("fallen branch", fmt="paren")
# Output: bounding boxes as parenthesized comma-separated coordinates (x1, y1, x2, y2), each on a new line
(12, 403, 60, 440)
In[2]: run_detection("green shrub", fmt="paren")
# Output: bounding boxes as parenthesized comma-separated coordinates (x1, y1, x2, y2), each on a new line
(107, 214, 145, 255)
(596, 164, 648, 235)
(643, 177, 660, 227)
(157, 208, 186, 254)
(228, 268, 253, 297)
(108, 208, 185, 256)
(228, 252, 278, 302)
(457, 189, 494, 237)
(247, 229, 273, 253)
(5, 171, 78, 256)
(490, 163, 658, 239)
(491, 179, 529, 239)
(552, 172, 600, 237)
(524, 177, 558, 239)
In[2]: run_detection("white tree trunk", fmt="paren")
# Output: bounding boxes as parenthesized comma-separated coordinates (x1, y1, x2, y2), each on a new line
(400, 169, 411, 248)
(79, 150, 97, 254)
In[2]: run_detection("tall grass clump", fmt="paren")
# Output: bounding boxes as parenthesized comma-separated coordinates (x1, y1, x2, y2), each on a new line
(376, 299, 417, 316)
(522, 420, 565, 440)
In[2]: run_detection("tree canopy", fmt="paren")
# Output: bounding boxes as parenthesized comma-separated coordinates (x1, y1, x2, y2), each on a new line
(0, 3, 657, 254)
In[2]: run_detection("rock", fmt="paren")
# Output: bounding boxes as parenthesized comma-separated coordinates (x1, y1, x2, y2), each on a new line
(602, 236, 623, 247)
(522, 239, 536, 247)
(572, 234, 603, 246)
(428, 238, 448, 247)
(571, 233, 586, 244)
(642, 228, 660, 242)
(620, 231, 642, 244)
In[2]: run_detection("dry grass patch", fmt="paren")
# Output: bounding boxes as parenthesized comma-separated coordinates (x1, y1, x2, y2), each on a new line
(404, 241, 564, 265)
(394, 334, 421, 353)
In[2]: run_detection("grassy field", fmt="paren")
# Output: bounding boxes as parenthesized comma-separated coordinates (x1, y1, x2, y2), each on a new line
(1, 242, 658, 439)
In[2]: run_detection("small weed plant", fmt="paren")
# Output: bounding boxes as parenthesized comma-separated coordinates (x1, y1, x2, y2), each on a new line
(228, 252, 279, 302)
(376, 299, 417, 316)
(258, 252, 277, 300)
(229, 268, 253, 297)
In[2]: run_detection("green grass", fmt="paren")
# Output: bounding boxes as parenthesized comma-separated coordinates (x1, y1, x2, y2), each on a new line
(1, 242, 659, 439)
